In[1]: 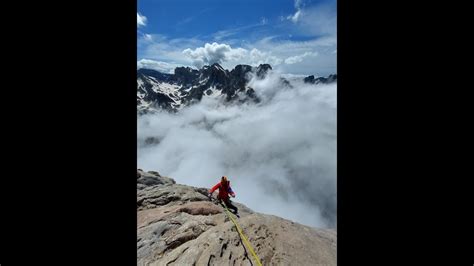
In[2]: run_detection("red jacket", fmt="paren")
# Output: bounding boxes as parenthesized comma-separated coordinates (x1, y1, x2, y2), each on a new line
(209, 181, 235, 200)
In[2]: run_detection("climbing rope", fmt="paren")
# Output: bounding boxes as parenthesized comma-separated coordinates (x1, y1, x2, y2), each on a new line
(221, 201, 263, 266)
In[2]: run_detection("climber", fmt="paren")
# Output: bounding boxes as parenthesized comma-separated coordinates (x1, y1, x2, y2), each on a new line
(208, 176, 239, 215)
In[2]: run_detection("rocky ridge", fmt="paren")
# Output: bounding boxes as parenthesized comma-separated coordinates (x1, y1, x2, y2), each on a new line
(137, 63, 337, 114)
(137, 169, 336, 265)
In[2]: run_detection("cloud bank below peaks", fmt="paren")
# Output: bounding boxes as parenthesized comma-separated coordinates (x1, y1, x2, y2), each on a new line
(137, 71, 337, 228)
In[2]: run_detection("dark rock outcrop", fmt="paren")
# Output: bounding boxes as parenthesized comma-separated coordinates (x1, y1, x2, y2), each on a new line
(256, 64, 272, 78)
(174, 67, 200, 86)
(304, 74, 337, 84)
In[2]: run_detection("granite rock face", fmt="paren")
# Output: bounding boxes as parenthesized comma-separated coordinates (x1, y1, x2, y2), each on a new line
(137, 169, 336, 266)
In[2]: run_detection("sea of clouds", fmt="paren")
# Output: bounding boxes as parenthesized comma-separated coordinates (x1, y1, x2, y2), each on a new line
(137, 71, 336, 228)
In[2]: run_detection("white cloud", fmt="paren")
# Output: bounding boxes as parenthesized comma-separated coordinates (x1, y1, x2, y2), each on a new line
(136, 0, 336, 75)
(287, 10, 302, 23)
(212, 30, 236, 42)
(286, 0, 337, 38)
(212, 23, 263, 41)
(137, 73, 337, 228)
(284, 51, 318, 64)
(137, 13, 147, 28)
(144, 34, 153, 41)
(284, 2, 337, 37)
(139, 34, 336, 76)
(182, 42, 282, 69)
(182, 42, 246, 68)
(251, 37, 335, 75)
(137, 59, 181, 74)
(248, 48, 283, 66)
(298, 4, 336, 37)
(287, 0, 304, 23)
(138, 34, 204, 66)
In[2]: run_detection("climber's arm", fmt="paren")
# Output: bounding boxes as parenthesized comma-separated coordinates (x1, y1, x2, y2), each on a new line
(209, 183, 220, 194)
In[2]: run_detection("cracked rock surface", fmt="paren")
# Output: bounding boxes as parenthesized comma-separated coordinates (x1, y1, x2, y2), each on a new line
(137, 169, 336, 266)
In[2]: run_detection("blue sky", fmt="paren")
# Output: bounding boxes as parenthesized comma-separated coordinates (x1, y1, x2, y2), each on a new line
(137, 0, 336, 76)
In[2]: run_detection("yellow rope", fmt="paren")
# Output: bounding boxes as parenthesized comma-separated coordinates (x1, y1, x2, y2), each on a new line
(222, 202, 263, 266)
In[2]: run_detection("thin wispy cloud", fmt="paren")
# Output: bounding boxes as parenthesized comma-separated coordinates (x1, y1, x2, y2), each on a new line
(144, 34, 153, 41)
(287, 0, 304, 23)
(285, 0, 336, 39)
(287, 10, 302, 23)
(139, 33, 335, 75)
(212, 23, 265, 41)
(297, 4, 336, 37)
(137, 0, 337, 76)
(137, 12, 147, 28)
(138, 34, 204, 66)
(137, 59, 181, 74)
(284, 51, 318, 64)
(176, 8, 212, 26)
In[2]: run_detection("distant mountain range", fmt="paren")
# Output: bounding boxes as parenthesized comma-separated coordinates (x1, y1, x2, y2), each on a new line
(137, 63, 336, 114)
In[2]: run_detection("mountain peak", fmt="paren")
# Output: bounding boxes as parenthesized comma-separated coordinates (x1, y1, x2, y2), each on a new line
(257, 63, 272, 70)
(256, 64, 272, 78)
(210, 63, 225, 71)
(137, 63, 337, 114)
(233, 64, 252, 71)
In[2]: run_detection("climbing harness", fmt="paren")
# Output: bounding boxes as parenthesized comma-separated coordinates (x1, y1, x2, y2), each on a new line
(216, 198, 263, 266)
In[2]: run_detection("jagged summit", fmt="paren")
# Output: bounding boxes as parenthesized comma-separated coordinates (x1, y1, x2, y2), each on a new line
(209, 63, 226, 72)
(256, 63, 272, 78)
(137, 63, 337, 114)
